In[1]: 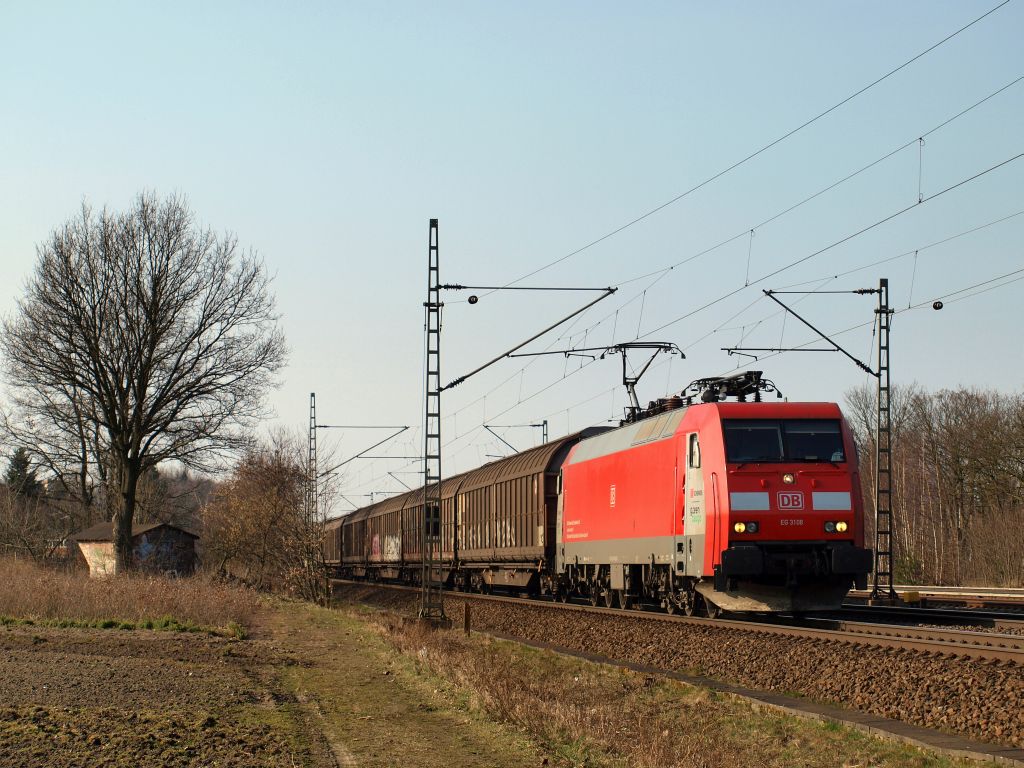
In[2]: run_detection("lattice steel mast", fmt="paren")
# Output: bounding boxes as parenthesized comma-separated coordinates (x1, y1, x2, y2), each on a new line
(420, 219, 446, 622)
(307, 392, 318, 530)
(870, 279, 898, 601)
(722, 277, 899, 604)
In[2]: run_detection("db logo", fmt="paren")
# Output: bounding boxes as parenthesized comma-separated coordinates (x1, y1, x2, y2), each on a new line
(777, 491, 804, 510)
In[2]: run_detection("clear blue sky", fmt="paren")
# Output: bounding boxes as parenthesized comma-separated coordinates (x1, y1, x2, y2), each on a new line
(2, 2, 1022, 507)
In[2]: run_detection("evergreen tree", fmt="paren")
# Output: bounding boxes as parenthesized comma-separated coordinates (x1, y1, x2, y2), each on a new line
(4, 448, 41, 497)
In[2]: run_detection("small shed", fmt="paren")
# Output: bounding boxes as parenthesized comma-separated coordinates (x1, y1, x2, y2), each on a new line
(73, 521, 199, 577)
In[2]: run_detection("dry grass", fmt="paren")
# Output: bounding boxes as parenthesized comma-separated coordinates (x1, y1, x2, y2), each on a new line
(363, 607, 978, 768)
(375, 612, 733, 768)
(0, 558, 259, 635)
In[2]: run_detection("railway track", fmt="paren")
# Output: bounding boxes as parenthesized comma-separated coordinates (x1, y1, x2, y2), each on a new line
(765, 614, 1024, 661)
(333, 580, 1024, 664)
(837, 603, 1024, 631)
(847, 586, 1024, 613)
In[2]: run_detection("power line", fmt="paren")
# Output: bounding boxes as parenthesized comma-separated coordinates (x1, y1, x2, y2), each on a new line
(617, 74, 1024, 292)
(713, 208, 1024, 332)
(346, 260, 1024, 497)
(780, 208, 1024, 288)
(485, 1, 1012, 292)
(451, 75, 1024, 402)
(409, 185, 1024, 483)
(354, 193, 1023, 494)
(431, 76, 1023, 440)
(640, 152, 1024, 339)
(692, 263, 1024, 378)
(349, 48, 1021, 491)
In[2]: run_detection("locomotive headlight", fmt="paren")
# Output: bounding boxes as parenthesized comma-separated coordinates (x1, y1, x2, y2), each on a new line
(824, 521, 837, 533)
(733, 522, 746, 533)
(836, 521, 848, 533)
(746, 521, 759, 534)
(783, 473, 796, 484)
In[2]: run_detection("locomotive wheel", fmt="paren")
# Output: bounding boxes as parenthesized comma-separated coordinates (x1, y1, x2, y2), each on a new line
(557, 588, 570, 603)
(705, 601, 722, 619)
(682, 592, 696, 616)
(588, 586, 600, 607)
(602, 586, 615, 608)
(664, 595, 677, 615)
(617, 590, 631, 610)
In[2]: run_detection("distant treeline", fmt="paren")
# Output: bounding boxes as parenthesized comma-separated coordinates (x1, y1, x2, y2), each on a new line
(846, 384, 1024, 587)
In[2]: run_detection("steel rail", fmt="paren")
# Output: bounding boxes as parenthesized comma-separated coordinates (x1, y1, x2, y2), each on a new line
(847, 588, 1024, 614)
(840, 603, 1024, 629)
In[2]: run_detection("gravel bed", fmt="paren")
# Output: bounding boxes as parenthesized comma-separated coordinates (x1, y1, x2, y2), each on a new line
(931, 623, 1024, 637)
(836, 619, 1024, 637)
(337, 584, 1024, 749)
(838, 618, 1024, 637)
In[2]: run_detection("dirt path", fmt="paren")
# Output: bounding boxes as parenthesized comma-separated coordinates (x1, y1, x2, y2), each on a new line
(257, 601, 547, 768)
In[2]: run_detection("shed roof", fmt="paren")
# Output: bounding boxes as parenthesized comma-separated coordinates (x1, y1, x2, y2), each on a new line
(73, 521, 199, 543)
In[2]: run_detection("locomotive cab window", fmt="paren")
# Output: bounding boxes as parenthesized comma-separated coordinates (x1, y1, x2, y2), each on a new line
(723, 419, 845, 463)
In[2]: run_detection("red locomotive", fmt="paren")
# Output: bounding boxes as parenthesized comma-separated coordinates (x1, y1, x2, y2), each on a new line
(326, 371, 872, 614)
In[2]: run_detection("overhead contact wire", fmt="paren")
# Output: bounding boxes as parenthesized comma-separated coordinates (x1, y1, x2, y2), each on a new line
(485, 1, 1012, 292)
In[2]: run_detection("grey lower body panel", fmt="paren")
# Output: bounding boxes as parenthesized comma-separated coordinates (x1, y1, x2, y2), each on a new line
(481, 567, 538, 588)
(561, 535, 677, 569)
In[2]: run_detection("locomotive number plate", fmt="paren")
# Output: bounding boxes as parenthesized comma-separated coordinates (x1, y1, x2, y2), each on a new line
(780, 519, 805, 526)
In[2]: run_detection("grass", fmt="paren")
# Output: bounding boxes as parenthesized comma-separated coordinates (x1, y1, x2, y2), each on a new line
(263, 600, 549, 768)
(0, 613, 248, 637)
(0, 557, 258, 636)
(348, 602, 995, 768)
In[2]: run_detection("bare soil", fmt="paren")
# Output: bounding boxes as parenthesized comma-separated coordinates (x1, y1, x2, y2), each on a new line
(0, 623, 313, 767)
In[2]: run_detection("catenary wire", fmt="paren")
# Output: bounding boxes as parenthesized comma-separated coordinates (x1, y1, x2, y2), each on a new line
(433, 79, 1023, 432)
(480, 1, 1013, 294)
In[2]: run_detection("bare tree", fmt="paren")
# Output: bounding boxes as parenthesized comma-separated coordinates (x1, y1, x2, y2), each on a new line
(201, 430, 335, 601)
(845, 383, 1024, 586)
(1, 193, 286, 572)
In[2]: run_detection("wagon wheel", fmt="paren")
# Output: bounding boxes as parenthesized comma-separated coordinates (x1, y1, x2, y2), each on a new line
(617, 590, 632, 610)
(663, 595, 678, 615)
(557, 587, 571, 603)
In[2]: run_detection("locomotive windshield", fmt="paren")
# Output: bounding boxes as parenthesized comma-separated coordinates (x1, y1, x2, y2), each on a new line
(723, 419, 845, 463)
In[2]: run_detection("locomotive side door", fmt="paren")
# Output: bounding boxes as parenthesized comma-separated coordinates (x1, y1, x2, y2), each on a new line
(555, 470, 566, 573)
(682, 432, 706, 576)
